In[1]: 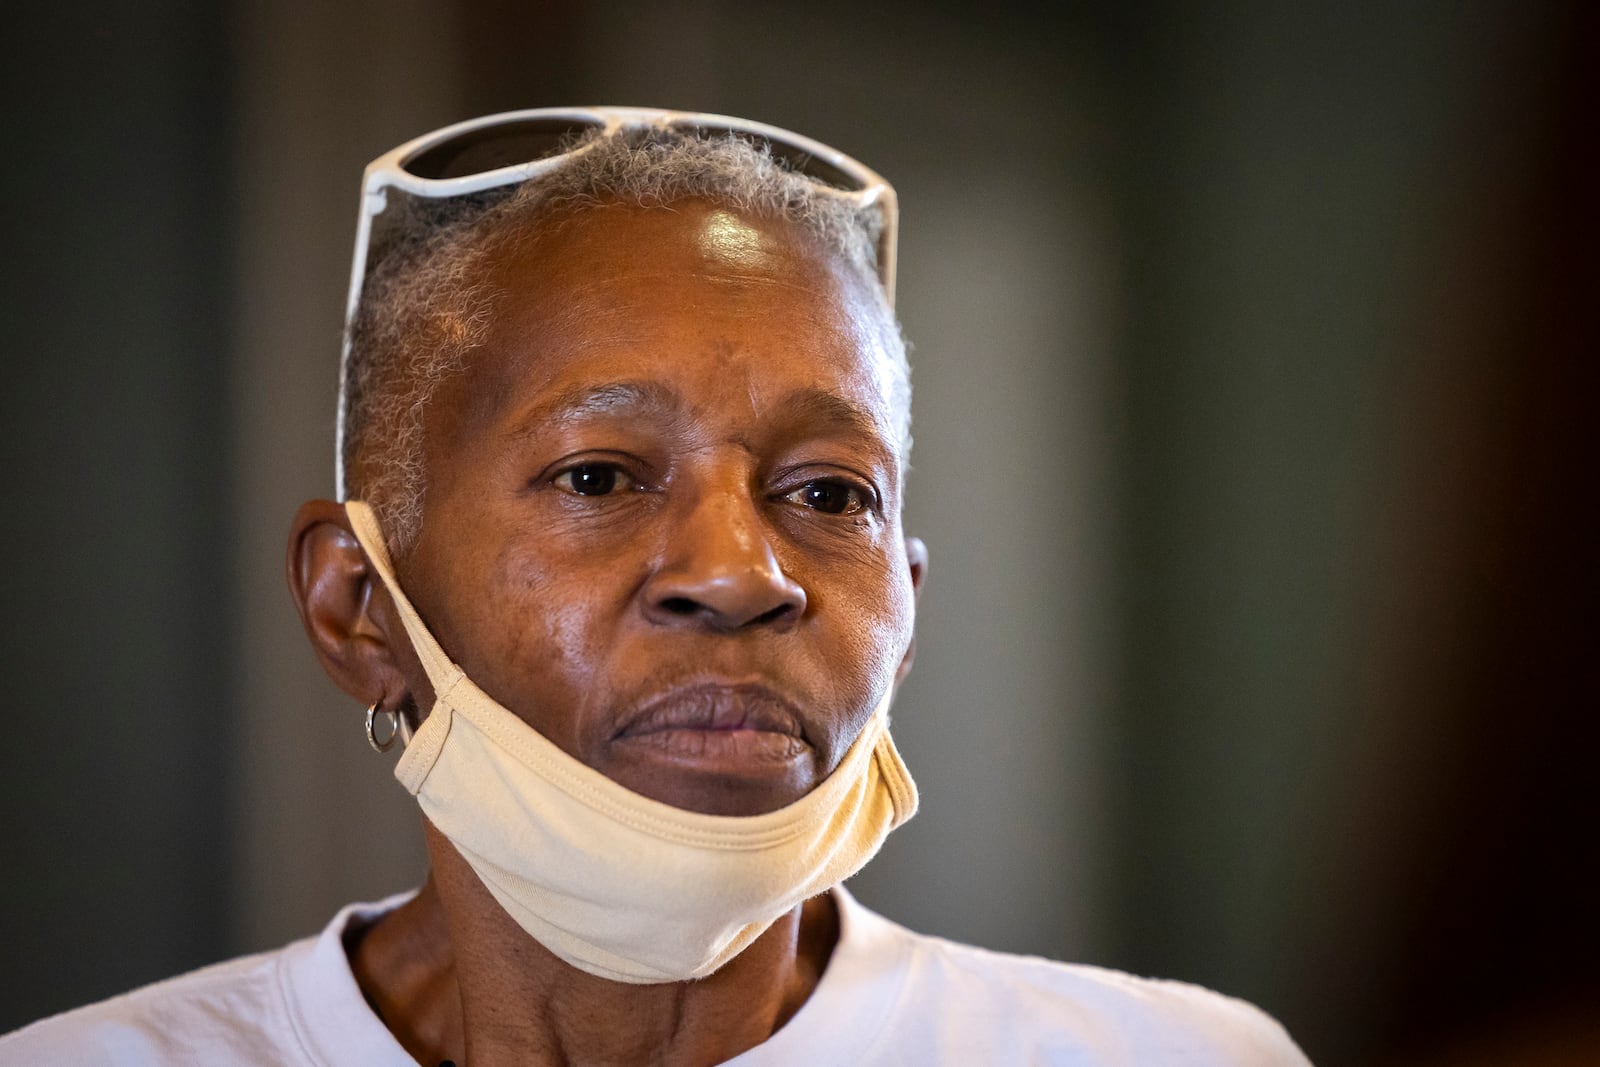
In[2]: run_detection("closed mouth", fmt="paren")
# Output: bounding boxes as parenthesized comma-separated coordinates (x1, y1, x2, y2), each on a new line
(613, 683, 808, 743)
(607, 683, 818, 806)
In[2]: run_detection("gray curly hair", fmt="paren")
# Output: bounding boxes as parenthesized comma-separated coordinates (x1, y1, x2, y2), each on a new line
(342, 127, 909, 554)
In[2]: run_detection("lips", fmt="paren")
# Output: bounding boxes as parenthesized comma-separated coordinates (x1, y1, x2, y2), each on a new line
(606, 683, 818, 810)
(614, 683, 807, 742)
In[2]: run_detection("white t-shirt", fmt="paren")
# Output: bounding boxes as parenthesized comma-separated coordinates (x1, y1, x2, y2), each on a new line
(0, 888, 1310, 1065)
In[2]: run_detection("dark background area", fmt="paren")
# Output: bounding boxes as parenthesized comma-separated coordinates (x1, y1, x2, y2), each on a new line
(2, 3, 1594, 1064)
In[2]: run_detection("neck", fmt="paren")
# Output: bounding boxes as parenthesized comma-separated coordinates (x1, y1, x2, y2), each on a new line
(349, 823, 839, 1067)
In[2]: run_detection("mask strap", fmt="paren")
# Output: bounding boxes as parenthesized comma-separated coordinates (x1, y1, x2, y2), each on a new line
(345, 500, 462, 692)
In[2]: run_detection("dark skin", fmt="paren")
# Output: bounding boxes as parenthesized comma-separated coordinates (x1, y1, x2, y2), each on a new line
(288, 200, 926, 1066)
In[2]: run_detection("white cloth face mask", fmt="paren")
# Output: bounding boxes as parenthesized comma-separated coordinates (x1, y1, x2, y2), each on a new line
(345, 500, 919, 984)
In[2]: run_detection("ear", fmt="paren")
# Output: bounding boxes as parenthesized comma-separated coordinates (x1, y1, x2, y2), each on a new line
(894, 535, 928, 687)
(286, 499, 412, 711)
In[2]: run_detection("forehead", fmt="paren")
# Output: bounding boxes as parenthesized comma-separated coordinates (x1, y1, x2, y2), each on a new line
(435, 199, 903, 446)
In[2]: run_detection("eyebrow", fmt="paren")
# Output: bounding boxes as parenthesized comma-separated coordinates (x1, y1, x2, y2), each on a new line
(503, 380, 893, 454)
(507, 380, 686, 439)
(777, 388, 889, 443)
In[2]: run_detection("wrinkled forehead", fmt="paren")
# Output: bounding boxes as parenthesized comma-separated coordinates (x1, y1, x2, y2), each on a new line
(483, 197, 894, 333)
(444, 199, 909, 448)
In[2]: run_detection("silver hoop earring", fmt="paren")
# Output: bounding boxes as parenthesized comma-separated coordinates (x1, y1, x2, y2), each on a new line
(365, 703, 400, 753)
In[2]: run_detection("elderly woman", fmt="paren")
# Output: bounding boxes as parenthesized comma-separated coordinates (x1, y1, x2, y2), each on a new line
(1, 108, 1308, 1066)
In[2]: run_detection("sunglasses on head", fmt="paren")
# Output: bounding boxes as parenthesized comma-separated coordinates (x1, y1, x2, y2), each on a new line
(336, 106, 900, 498)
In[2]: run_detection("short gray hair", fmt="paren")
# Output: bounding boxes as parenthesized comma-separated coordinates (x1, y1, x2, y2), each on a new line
(343, 127, 909, 553)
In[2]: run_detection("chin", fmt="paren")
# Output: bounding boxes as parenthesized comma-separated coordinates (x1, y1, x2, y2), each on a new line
(604, 754, 816, 816)
(600, 722, 825, 815)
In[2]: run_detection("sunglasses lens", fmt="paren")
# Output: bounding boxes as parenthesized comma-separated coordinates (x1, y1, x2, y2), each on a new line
(402, 116, 606, 180)
(679, 124, 864, 191)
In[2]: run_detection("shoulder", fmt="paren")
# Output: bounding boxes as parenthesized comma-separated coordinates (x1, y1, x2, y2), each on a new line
(0, 945, 300, 1066)
(902, 933, 1308, 1064)
(830, 891, 1311, 1066)
(0, 893, 417, 1067)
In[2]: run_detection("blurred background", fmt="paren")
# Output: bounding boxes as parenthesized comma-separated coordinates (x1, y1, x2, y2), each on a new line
(1, 2, 1593, 1063)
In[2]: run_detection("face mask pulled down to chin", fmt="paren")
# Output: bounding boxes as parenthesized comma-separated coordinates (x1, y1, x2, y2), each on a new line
(344, 500, 919, 984)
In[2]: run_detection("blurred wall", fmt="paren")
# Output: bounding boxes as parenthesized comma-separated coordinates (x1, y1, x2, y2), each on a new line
(227, 0, 465, 958)
(1102, 5, 1596, 1062)
(2, 3, 1593, 1065)
(0, 2, 233, 1029)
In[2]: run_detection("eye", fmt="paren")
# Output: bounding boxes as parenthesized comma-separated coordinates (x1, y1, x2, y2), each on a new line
(785, 479, 868, 515)
(553, 462, 635, 496)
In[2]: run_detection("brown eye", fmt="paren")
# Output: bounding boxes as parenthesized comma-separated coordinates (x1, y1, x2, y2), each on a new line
(786, 480, 866, 515)
(554, 463, 630, 496)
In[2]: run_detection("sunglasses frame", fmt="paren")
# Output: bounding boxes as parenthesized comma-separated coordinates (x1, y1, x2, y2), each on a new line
(337, 106, 900, 499)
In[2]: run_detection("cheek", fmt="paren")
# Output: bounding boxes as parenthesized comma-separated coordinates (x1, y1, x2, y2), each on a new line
(869, 574, 917, 688)
(480, 545, 614, 718)
(821, 546, 917, 699)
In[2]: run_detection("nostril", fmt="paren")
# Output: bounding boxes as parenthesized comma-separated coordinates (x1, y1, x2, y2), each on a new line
(661, 596, 700, 616)
(754, 603, 796, 626)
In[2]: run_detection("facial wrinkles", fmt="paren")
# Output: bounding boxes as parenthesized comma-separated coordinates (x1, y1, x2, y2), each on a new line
(681, 208, 828, 306)
(509, 381, 691, 447)
(697, 210, 768, 271)
(660, 303, 897, 493)
(406, 203, 914, 812)
(436, 207, 906, 511)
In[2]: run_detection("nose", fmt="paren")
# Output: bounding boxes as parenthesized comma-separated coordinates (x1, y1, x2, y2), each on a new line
(643, 489, 807, 631)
